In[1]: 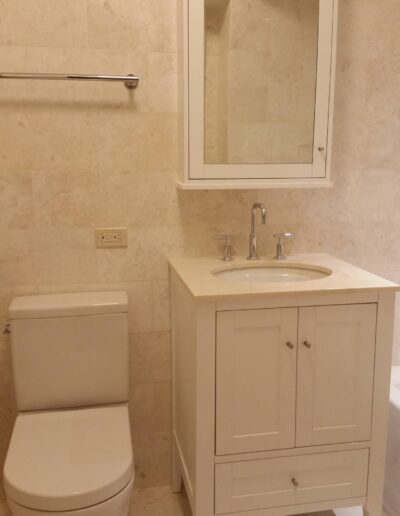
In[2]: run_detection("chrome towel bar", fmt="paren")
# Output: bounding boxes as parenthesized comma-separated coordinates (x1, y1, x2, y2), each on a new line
(0, 72, 140, 90)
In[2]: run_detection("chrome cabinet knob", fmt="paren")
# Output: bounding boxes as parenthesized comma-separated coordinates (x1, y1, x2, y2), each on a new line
(291, 477, 299, 488)
(286, 341, 295, 349)
(303, 341, 312, 348)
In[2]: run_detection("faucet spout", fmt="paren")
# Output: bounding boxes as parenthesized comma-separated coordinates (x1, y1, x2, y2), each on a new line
(247, 203, 267, 260)
(260, 206, 267, 225)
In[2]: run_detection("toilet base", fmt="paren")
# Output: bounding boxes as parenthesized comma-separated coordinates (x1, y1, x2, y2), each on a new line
(7, 477, 134, 516)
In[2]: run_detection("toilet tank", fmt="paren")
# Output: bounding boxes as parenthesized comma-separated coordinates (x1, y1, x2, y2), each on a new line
(9, 291, 129, 412)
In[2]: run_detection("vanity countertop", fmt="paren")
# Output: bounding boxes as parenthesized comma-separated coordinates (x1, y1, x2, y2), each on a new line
(168, 253, 399, 299)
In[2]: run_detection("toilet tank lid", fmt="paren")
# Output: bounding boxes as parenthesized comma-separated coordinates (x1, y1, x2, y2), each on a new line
(9, 291, 128, 319)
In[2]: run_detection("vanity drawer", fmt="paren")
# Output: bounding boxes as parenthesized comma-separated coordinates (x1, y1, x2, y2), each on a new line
(215, 449, 369, 514)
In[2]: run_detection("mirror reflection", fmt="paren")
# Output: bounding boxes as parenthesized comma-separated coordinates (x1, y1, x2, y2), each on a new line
(204, 0, 319, 165)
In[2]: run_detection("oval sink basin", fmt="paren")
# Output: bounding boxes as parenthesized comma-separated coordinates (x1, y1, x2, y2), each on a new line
(213, 264, 331, 283)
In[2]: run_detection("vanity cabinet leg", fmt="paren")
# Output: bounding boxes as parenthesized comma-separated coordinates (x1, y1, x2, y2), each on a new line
(171, 439, 183, 493)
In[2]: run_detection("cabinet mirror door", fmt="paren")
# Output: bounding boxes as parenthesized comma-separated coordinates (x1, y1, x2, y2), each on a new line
(184, 0, 338, 187)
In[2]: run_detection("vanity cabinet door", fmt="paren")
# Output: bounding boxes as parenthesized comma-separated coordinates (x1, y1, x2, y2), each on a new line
(296, 304, 377, 447)
(216, 308, 297, 455)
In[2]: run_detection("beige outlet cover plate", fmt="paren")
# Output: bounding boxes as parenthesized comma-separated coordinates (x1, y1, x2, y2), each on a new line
(95, 228, 128, 248)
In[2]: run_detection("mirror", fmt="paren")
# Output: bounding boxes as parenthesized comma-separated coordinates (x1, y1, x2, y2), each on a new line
(204, 0, 320, 165)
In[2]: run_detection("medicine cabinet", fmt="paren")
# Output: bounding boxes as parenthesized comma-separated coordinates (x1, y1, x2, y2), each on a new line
(177, 0, 338, 189)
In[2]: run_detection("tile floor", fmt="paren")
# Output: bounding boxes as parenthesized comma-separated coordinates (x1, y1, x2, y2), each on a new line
(0, 488, 389, 516)
(129, 487, 370, 516)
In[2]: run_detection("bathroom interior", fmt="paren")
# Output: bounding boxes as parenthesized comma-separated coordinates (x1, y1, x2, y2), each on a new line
(0, 1, 400, 516)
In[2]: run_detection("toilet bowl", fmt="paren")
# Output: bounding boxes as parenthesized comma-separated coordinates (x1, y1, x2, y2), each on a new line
(3, 292, 134, 516)
(7, 478, 133, 516)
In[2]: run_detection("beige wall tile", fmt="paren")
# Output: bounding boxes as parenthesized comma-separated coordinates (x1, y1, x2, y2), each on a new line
(0, 170, 34, 229)
(86, 0, 149, 51)
(128, 281, 154, 333)
(140, 114, 179, 173)
(32, 169, 96, 228)
(0, 230, 37, 286)
(0, 0, 87, 48)
(148, 53, 178, 113)
(130, 382, 171, 487)
(124, 173, 181, 228)
(95, 227, 179, 283)
(130, 332, 171, 384)
(131, 431, 170, 488)
(29, 229, 99, 284)
(131, 382, 171, 436)
(152, 281, 170, 332)
(147, 0, 178, 53)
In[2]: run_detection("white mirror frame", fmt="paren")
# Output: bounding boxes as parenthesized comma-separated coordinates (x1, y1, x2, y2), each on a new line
(177, 0, 338, 190)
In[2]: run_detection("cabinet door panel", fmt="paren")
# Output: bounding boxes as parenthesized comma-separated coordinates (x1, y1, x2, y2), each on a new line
(297, 304, 377, 447)
(216, 308, 297, 455)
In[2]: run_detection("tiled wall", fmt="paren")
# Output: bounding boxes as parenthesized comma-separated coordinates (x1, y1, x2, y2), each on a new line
(0, 0, 400, 502)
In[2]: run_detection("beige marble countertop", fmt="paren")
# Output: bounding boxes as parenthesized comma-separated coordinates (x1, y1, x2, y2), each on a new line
(168, 253, 400, 299)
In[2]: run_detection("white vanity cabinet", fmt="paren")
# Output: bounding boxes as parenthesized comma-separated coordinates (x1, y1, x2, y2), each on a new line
(169, 255, 398, 516)
(216, 304, 376, 456)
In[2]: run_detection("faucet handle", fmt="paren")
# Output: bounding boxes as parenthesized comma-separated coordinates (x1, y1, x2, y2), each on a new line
(274, 232, 295, 243)
(273, 232, 294, 260)
(213, 234, 234, 262)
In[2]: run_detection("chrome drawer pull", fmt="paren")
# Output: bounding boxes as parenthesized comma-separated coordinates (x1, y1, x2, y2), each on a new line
(291, 477, 299, 488)
(303, 341, 312, 348)
(286, 342, 294, 349)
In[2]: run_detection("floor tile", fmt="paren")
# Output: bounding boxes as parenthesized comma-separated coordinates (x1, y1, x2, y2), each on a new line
(130, 486, 191, 515)
(0, 491, 390, 516)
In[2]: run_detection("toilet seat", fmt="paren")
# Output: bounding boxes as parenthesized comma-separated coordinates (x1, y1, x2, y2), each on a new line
(4, 404, 134, 512)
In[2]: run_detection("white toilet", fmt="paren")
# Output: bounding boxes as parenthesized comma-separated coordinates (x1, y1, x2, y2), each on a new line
(3, 291, 134, 516)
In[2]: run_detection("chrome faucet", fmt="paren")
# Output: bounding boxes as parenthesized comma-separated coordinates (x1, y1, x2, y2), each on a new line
(247, 203, 267, 260)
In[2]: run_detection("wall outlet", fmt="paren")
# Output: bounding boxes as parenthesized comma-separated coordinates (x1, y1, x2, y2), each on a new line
(95, 228, 128, 248)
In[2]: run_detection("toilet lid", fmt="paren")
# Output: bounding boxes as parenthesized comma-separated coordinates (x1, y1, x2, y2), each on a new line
(4, 405, 134, 511)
